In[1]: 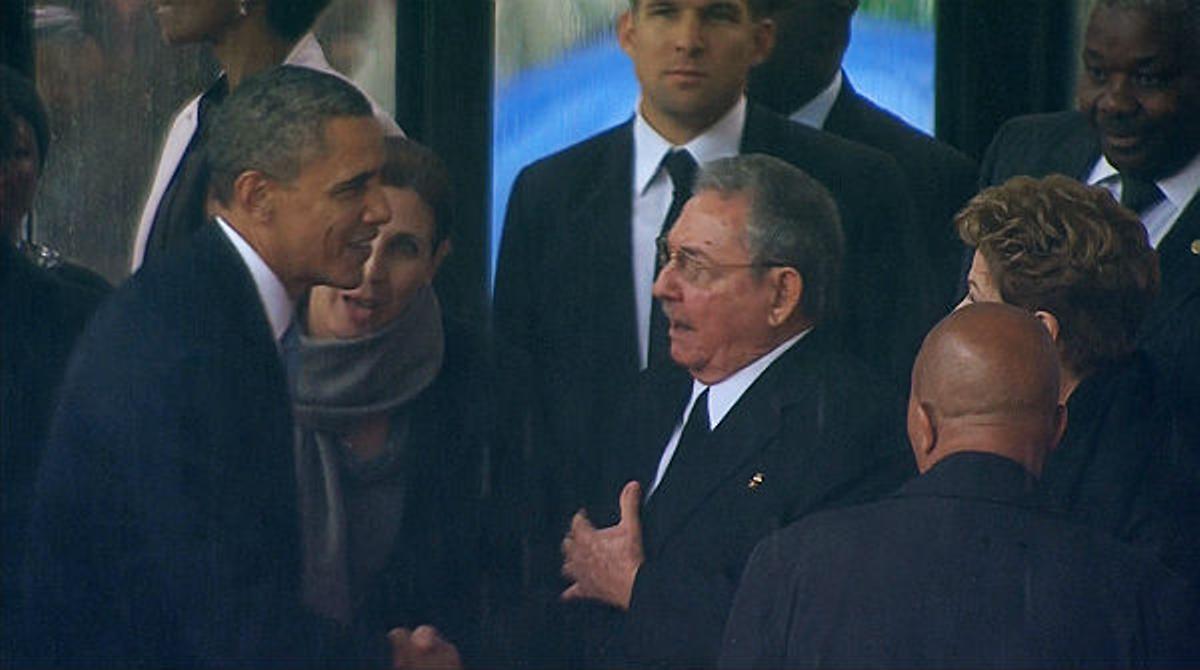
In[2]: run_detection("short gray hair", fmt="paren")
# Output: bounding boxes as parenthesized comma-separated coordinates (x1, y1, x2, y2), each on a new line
(694, 153, 844, 323)
(205, 65, 373, 205)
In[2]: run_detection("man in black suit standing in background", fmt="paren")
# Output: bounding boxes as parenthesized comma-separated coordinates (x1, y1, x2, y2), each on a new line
(749, 0, 978, 311)
(495, 2, 931, 613)
(981, 0, 1200, 449)
(561, 155, 914, 669)
(721, 303, 1199, 669)
(27, 66, 393, 667)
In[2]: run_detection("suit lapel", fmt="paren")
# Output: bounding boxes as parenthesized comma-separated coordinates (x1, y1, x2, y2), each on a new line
(1058, 116, 1104, 181)
(1143, 198, 1200, 336)
(577, 121, 640, 373)
(739, 103, 780, 154)
(822, 76, 864, 136)
(641, 338, 814, 556)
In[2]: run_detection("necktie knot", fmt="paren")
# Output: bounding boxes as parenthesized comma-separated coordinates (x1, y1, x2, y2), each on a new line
(1119, 173, 1166, 214)
(663, 149, 698, 199)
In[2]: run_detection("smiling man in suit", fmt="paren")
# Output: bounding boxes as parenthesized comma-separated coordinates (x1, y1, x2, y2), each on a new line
(981, 0, 1200, 449)
(750, 0, 978, 311)
(560, 154, 914, 669)
(26, 66, 392, 667)
(495, 0, 932, 606)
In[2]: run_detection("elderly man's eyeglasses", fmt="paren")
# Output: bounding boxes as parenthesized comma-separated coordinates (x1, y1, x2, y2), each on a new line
(655, 236, 785, 286)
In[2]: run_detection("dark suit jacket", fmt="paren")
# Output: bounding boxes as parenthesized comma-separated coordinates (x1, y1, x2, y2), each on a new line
(577, 328, 915, 669)
(981, 111, 1200, 449)
(720, 451, 1200, 669)
(822, 77, 979, 310)
(0, 242, 108, 663)
(1043, 352, 1200, 580)
(26, 225, 335, 668)
(495, 103, 931, 548)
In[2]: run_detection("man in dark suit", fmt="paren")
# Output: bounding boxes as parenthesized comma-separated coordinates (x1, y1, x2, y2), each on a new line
(495, 0, 932, 580)
(749, 0, 978, 311)
(720, 303, 1199, 669)
(560, 155, 914, 668)
(26, 66, 392, 667)
(980, 0, 1200, 449)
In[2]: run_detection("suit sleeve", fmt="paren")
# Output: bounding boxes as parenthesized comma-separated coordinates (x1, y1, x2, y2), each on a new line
(622, 553, 741, 666)
(493, 166, 541, 361)
(28, 337, 336, 666)
(718, 534, 794, 670)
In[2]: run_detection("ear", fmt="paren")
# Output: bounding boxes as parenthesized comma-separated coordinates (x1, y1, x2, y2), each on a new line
(1032, 309, 1060, 343)
(430, 238, 452, 276)
(766, 267, 803, 327)
(231, 170, 275, 224)
(906, 398, 937, 473)
(1047, 403, 1068, 454)
(750, 17, 777, 66)
(617, 11, 637, 57)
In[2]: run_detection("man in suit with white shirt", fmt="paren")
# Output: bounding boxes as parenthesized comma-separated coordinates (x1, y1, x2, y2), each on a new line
(27, 66, 393, 667)
(980, 0, 1200, 450)
(495, 2, 931, 618)
(560, 154, 914, 669)
(750, 0, 978, 311)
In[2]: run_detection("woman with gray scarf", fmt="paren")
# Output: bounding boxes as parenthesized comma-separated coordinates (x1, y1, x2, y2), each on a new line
(288, 138, 489, 668)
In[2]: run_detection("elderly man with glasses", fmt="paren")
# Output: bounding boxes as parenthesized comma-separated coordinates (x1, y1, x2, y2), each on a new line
(559, 154, 915, 669)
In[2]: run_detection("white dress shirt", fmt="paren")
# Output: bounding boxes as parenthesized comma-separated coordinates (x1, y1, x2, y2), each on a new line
(1085, 150, 1200, 248)
(631, 97, 747, 369)
(788, 70, 843, 130)
(648, 329, 811, 495)
(214, 216, 294, 343)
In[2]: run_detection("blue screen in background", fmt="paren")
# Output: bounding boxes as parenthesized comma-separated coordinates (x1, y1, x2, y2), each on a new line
(489, 13, 935, 287)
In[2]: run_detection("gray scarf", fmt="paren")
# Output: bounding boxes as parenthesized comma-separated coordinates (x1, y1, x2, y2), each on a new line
(290, 284, 444, 626)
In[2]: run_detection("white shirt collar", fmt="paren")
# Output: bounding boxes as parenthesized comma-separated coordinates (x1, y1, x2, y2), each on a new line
(633, 96, 747, 196)
(689, 328, 811, 430)
(284, 32, 329, 69)
(1085, 150, 1200, 212)
(789, 70, 843, 130)
(214, 216, 294, 342)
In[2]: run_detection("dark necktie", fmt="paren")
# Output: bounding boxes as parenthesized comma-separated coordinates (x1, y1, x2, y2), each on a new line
(1120, 173, 1166, 215)
(647, 149, 699, 368)
(646, 388, 710, 508)
(648, 389, 710, 521)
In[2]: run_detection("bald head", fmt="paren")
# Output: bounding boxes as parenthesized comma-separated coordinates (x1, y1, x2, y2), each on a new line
(908, 303, 1065, 475)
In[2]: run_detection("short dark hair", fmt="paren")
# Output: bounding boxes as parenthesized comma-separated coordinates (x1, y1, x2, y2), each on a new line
(0, 65, 50, 171)
(205, 65, 373, 205)
(695, 153, 844, 324)
(380, 137, 454, 248)
(1093, 0, 1200, 53)
(629, 0, 772, 18)
(266, 0, 333, 41)
(956, 174, 1160, 378)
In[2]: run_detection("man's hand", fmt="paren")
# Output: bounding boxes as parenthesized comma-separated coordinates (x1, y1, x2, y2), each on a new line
(388, 625, 462, 670)
(561, 480, 645, 610)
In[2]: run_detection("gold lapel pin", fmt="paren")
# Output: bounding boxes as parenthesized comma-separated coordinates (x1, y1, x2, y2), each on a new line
(1190, 239, 1200, 256)
(748, 472, 765, 490)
